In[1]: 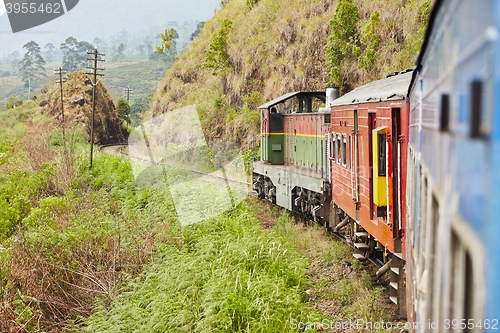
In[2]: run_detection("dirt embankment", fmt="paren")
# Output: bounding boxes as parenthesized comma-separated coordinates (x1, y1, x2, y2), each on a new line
(38, 71, 128, 145)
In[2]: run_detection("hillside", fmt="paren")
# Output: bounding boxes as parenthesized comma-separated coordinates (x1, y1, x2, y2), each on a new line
(151, 0, 430, 149)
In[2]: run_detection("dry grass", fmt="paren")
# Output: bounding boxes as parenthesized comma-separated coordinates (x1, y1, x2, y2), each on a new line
(149, 0, 428, 150)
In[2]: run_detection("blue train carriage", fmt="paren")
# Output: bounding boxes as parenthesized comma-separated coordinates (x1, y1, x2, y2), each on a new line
(407, 0, 500, 331)
(252, 90, 337, 224)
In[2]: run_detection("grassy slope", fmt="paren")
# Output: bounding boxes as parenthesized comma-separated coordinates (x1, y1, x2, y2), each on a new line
(150, 0, 428, 149)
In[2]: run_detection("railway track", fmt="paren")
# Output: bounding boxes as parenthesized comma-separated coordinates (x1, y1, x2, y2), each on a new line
(101, 144, 386, 273)
(99, 143, 252, 187)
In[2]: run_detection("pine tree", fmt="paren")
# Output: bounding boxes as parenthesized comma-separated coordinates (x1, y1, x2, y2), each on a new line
(18, 41, 47, 83)
(60, 37, 94, 71)
(44, 43, 56, 63)
(113, 43, 126, 62)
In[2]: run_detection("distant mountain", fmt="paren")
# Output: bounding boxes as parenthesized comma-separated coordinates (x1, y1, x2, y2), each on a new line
(0, 0, 220, 56)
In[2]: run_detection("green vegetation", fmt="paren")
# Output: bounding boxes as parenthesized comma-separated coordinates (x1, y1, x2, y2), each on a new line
(0, 0, 431, 330)
(0, 91, 392, 332)
(358, 11, 381, 74)
(153, 0, 430, 149)
(84, 210, 321, 332)
(116, 98, 131, 125)
(325, 0, 360, 90)
(204, 18, 234, 75)
(60, 37, 95, 71)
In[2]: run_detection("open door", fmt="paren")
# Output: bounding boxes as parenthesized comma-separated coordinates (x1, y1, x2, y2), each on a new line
(392, 108, 401, 237)
(372, 126, 388, 219)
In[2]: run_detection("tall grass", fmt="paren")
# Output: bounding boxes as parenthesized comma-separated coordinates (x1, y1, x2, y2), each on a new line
(82, 207, 324, 333)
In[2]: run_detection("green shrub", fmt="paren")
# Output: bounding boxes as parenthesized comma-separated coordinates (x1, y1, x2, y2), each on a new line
(205, 19, 234, 75)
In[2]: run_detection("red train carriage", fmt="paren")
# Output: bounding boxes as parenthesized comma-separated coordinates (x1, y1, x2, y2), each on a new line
(328, 71, 412, 317)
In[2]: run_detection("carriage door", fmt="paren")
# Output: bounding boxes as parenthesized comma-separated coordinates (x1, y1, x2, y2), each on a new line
(368, 113, 376, 219)
(392, 108, 401, 238)
(354, 110, 360, 219)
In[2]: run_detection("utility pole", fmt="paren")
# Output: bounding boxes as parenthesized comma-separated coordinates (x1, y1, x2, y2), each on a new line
(55, 67, 67, 145)
(86, 49, 105, 169)
(123, 86, 132, 104)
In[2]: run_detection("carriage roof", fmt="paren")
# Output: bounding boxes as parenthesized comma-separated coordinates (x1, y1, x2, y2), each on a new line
(330, 71, 413, 107)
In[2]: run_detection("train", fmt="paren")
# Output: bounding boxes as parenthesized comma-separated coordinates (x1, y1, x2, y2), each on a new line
(252, 0, 500, 331)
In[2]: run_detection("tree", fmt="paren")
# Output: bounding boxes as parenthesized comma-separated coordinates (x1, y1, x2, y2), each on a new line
(18, 41, 47, 83)
(137, 44, 146, 57)
(190, 21, 205, 41)
(144, 36, 153, 57)
(130, 97, 149, 126)
(358, 11, 381, 73)
(325, 0, 360, 89)
(149, 51, 169, 69)
(204, 19, 233, 75)
(113, 43, 126, 62)
(116, 98, 131, 125)
(60, 37, 94, 71)
(119, 29, 129, 43)
(7, 51, 20, 74)
(93, 37, 103, 50)
(44, 43, 56, 63)
(156, 28, 178, 55)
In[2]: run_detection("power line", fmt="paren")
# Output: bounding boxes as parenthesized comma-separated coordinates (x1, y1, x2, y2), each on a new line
(86, 49, 105, 169)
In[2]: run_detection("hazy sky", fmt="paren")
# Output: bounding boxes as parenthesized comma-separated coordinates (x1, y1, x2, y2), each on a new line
(0, 0, 221, 55)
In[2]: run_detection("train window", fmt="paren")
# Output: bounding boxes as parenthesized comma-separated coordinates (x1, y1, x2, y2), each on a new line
(440, 94, 450, 132)
(324, 114, 331, 124)
(349, 135, 352, 169)
(377, 133, 386, 176)
(342, 134, 347, 167)
(337, 134, 341, 164)
(331, 133, 336, 163)
(470, 80, 483, 138)
(446, 217, 485, 333)
(429, 195, 439, 325)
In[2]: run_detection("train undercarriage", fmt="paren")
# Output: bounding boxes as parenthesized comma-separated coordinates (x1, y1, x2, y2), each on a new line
(252, 161, 406, 318)
(251, 161, 330, 224)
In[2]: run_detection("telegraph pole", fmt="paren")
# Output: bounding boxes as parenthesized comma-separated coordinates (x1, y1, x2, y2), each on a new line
(55, 67, 67, 145)
(123, 86, 132, 104)
(86, 49, 105, 169)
